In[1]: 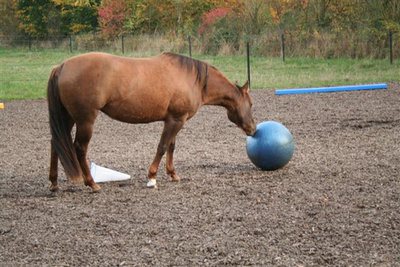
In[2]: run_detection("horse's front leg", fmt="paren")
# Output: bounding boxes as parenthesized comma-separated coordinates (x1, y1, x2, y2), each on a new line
(166, 136, 180, 181)
(147, 116, 185, 188)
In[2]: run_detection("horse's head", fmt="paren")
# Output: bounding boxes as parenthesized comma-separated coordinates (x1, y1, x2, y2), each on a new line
(227, 81, 256, 136)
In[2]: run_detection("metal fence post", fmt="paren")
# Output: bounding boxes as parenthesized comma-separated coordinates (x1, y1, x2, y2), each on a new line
(389, 31, 393, 65)
(69, 35, 72, 53)
(121, 35, 125, 54)
(281, 33, 285, 62)
(247, 41, 251, 89)
(188, 36, 192, 58)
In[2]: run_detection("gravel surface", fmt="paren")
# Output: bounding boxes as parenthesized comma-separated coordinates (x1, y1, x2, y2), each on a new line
(1, 83, 399, 266)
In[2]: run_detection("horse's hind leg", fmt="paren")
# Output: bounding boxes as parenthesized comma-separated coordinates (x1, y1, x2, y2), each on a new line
(49, 119, 74, 192)
(49, 143, 59, 191)
(74, 120, 100, 192)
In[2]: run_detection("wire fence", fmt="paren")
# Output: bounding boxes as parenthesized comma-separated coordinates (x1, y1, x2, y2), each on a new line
(1, 31, 398, 63)
(1, 32, 398, 98)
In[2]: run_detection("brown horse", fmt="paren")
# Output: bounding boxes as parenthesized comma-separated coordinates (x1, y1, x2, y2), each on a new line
(47, 52, 256, 191)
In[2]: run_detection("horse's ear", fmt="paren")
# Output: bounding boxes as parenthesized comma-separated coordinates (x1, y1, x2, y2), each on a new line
(241, 80, 250, 93)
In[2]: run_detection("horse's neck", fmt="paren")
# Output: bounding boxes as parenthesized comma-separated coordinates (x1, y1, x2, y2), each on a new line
(202, 70, 238, 109)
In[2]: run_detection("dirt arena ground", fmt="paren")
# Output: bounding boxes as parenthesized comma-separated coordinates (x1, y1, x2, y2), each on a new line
(1, 83, 399, 266)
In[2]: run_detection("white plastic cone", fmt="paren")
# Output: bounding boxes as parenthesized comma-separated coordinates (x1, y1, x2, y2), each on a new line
(90, 162, 131, 183)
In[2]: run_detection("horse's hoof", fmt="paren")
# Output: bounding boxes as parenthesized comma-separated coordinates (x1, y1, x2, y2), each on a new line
(91, 183, 101, 192)
(146, 179, 157, 188)
(170, 174, 181, 182)
(50, 185, 59, 192)
(70, 176, 84, 184)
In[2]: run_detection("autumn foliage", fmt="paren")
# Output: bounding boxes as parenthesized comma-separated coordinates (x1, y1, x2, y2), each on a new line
(198, 8, 230, 36)
(2, 0, 399, 58)
(97, 0, 127, 39)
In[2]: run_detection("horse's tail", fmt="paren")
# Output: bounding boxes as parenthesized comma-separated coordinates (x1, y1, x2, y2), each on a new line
(47, 64, 82, 182)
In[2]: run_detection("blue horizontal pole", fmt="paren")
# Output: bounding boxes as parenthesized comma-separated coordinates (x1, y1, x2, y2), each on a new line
(275, 83, 387, 95)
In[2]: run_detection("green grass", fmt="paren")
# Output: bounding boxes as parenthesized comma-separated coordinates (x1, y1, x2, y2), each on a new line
(1, 47, 399, 100)
(0, 48, 82, 100)
(199, 55, 400, 89)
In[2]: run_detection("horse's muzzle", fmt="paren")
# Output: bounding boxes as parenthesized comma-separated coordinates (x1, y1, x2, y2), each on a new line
(246, 128, 256, 136)
(244, 123, 257, 136)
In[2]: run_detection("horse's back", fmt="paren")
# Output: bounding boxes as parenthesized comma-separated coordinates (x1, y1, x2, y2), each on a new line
(57, 52, 201, 123)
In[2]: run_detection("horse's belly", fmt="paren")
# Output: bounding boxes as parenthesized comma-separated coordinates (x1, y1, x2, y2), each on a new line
(101, 99, 168, 123)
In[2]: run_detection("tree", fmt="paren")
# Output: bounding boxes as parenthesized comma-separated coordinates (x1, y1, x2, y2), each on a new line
(17, 0, 56, 37)
(198, 7, 230, 36)
(97, 0, 128, 39)
(59, 0, 100, 35)
(242, 0, 273, 35)
(0, 0, 20, 36)
(122, 0, 243, 35)
(365, 0, 400, 33)
(17, 0, 99, 37)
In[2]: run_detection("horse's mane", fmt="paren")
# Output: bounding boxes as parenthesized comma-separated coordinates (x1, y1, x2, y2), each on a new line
(163, 52, 210, 91)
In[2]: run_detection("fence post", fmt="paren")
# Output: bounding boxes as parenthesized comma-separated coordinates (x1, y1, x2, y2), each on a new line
(247, 42, 251, 89)
(188, 36, 192, 58)
(28, 36, 31, 50)
(121, 35, 125, 54)
(281, 33, 285, 62)
(69, 35, 72, 53)
(389, 31, 393, 65)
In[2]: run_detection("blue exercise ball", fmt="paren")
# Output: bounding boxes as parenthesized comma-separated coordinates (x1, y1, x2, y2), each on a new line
(246, 121, 295, 171)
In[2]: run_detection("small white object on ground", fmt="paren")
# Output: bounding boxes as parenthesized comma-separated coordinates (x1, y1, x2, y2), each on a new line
(146, 179, 157, 188)
(90, 162, 131, 183)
